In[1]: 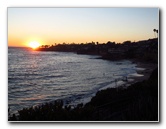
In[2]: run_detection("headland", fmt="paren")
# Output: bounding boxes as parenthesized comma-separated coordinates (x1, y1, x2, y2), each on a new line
(9, 38, 159, 121)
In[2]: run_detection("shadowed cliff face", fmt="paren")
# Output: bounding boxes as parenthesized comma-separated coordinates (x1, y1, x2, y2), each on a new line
(9, 67, 158, 121)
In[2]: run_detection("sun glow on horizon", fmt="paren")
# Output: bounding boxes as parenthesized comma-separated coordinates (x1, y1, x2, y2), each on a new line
(28, 41, 40, 49)
(8, 8, 158, 47)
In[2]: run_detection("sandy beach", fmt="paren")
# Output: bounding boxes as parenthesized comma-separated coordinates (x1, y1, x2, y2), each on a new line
(118, 59, 158, 88)
(133, 60, 158, 80)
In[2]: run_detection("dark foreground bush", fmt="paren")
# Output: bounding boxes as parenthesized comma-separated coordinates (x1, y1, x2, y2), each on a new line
(9, 68, 158, 121)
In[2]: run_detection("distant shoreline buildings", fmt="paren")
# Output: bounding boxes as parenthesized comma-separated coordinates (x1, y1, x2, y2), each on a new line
(36, 38, 158, 63)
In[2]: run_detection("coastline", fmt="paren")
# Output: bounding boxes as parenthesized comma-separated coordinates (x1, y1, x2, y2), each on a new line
(8, 58, 158, 121)
(8, 38, 158, 121)
(9, 66, 158, 121)
(8, 46, 159, 121)
(128, 59, 158, 84)
(99, 57, 158, 90)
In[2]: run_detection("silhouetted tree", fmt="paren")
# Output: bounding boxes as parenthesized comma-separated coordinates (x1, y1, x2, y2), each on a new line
(153, 29, 158, 38)
(123, 40, 131, 44)
(107, 41, 111, 44)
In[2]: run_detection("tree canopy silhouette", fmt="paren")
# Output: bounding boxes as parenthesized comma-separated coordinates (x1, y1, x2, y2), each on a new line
(153, 29, 158, 38)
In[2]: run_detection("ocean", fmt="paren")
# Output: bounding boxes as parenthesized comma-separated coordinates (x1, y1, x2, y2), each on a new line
(8, 47, 138, 114)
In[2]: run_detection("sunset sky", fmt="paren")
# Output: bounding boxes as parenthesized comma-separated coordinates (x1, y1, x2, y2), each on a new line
(8, 8, 159, 47)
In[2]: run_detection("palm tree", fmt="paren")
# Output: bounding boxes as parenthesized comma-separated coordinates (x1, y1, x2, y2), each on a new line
(153, 29, 156, 38)
(153, 29, 158, 38)
(156, 29, 158, 37)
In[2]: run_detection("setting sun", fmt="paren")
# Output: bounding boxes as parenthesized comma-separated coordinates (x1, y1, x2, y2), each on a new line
(29, 41, 40, 49)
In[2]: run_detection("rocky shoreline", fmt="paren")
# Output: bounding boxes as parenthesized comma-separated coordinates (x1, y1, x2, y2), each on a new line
(128, 59, 158, 83)
(9, 38, 159, 121)
(9, 66, 158, 121)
